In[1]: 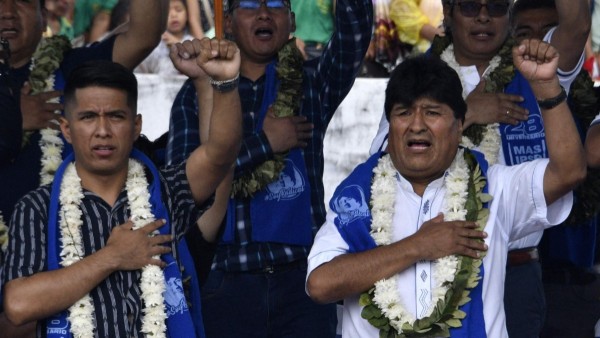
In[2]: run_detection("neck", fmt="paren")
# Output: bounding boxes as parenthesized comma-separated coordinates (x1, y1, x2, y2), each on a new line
(170, 31, 185, 41)
(11, 51, 35, 69)
(11, 34, 42, 69)
(76, 166, 129, 207)
(405, 173, 446, 197)
(240, 55, 274, 82)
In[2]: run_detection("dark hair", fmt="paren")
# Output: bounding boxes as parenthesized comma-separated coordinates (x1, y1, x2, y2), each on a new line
(384, 54, 467, 122)
(511, 0, 555, 18)
(64, 60, 138, 113)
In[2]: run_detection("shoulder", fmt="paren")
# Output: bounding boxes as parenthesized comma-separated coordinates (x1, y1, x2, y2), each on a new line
(13, 185, 52, 220)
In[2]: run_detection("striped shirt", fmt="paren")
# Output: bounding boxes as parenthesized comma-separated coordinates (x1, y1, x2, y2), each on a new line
(166, 0, 373, 272)
(2, 161, 209, 337)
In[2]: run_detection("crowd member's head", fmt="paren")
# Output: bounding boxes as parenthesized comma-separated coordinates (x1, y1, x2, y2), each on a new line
(385, 55, 466, 186)
(45, 0, 69, 18)
(225, 0, 296, 64)
(442, 0, 512, 64)
(511, 0, 557, 41)
(167, 0, 188, 37)
(61, 60, 141, 179)
(0, 0, 47, 67)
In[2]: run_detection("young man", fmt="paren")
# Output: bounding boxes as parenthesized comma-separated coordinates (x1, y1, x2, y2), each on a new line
(165, 0, 373, 336)
(0, 1, 169, 333)
(2, 37, 241, 337)
(307, 40, 585, 337)
(0, 0, 169, 222)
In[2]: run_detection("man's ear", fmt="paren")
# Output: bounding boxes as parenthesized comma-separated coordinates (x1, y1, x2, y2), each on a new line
(290, 12, 296, 33)
(59, 116, 72, 144)
(133, 114, 142, 141)
(40, 7, 48, 35)
(224, 13, 233, 36)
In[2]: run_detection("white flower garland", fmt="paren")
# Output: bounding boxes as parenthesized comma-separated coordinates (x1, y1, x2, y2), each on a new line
(441, 44, 502, 165)
(369, 151, 468, 333)
(59, 160, 167, 337)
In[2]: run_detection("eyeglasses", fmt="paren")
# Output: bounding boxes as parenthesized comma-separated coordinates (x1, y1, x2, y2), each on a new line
(455, 1, 510, 18)
(231, 0, 290, 11)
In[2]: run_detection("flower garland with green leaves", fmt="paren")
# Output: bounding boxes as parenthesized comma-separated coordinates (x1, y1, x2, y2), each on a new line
(431, 35, 515, 150)
(29, 35, 72, 186)
(0, 213, 7, 252)
(230, 38, 304, 198)
(0, 36, 71, 253)
(360, 150, 491, 337)
(59, 159, 168, 337)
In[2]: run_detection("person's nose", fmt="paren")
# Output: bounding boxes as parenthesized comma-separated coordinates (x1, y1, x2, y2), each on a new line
(476, 3, 492, 22)
(0, 0, 17, 19)
(95, 116, 112, 137)
(408, 111, 427, 133)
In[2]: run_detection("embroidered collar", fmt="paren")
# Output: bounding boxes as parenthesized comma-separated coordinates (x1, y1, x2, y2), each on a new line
(27, 36, 72, 185)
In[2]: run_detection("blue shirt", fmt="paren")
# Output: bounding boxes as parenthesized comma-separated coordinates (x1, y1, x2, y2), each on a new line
(166, 0, 373, 271)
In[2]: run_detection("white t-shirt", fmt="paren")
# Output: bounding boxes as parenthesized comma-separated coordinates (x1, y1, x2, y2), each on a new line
(307, 158, 573, 338)
(369, 27, 583, 249)
(135, 32, 194, 76)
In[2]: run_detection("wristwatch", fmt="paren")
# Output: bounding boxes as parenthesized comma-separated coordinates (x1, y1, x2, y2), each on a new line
(210, 74, 240, 93)
(537, 86, 567, 110)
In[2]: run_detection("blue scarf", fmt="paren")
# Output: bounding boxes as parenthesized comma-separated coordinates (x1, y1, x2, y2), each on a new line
(222, 62, 313, 246)
(46, 149, 204, 338)
(331, 151, 487, 337)
(500, 70, 546, 165)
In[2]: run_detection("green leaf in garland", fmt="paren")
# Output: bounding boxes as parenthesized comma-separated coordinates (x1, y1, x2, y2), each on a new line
(446, 318, 462, 328)
(231, 38, 304, 198)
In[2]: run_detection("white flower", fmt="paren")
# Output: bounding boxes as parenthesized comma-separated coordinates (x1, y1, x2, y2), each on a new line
(367, 153, 471, 333)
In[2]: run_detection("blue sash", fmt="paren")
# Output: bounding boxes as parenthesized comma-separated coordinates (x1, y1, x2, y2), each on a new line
(331, 151, 487, 337)
(46, 149, 203, 338)
(500, 71, 546, 165)
(222, 63, 313, 246)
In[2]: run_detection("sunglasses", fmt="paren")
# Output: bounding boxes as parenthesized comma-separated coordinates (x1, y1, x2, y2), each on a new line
(232, 0, 290, 11)
(455, 1, 510, 18)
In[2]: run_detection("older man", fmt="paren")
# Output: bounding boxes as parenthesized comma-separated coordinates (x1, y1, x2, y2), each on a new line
(306, 39, 585, 337)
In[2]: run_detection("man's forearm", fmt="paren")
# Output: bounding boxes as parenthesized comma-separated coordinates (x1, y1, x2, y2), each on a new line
(533, 80, 586, 204)
(3, 249, 118, 325)
(205, 89, 242, 168)
(554, 0, 591, 71)
(112, 0, 168, 69)
(307, 238, 422, 304)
